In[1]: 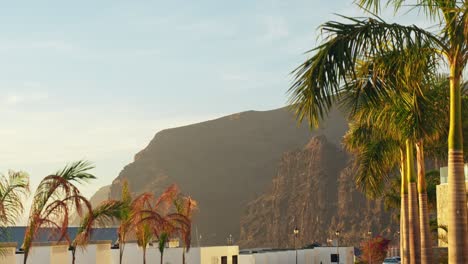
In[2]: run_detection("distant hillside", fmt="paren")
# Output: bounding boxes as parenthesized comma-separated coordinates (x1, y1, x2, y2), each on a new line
(89, 185, 111, 206)
(105, 106, 394, 246)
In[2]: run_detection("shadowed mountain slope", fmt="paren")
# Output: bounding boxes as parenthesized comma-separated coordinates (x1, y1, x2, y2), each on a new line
(107, 107, 348, 245)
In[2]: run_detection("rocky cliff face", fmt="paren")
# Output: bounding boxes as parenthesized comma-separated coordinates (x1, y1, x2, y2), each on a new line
(238, 136, 396, 248)
(105, 106, 395, 247)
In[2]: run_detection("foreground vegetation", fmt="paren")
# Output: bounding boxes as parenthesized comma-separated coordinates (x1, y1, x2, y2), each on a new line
(0, 160, 196, 264)
(289, 0, 468, 263)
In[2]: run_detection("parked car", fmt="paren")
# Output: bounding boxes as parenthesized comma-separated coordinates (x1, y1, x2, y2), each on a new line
(382, 256, 401, 264)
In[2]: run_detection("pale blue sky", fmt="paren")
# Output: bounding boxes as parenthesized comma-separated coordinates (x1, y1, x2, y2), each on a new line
(0, 0, 430, 210)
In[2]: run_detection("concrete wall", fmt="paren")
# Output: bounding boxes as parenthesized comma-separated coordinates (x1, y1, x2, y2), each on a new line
(15, 242, 69, 264)
(436, 182, 468, 247)
(0, 243, 17, 264)
(74, 241, 112, 264)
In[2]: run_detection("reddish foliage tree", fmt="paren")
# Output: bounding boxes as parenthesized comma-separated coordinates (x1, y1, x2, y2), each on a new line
(360, 235, 391, 264)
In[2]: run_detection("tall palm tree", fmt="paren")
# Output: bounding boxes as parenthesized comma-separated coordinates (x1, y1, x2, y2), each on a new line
(71, 200, 124, 264)
(343, 121, 410, 262)
(341, 50, 446, 263)
(22, 161, 95, 264)
(289, 1, 468, 261)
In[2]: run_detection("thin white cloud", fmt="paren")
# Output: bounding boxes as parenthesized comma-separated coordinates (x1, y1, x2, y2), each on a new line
(261, 15, 289, 41)
(1, 91, 49, 106)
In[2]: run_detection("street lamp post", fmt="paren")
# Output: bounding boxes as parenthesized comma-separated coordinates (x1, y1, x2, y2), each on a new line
(335, 230, 340, 264)
(367, 231, 372, 264)
(294, 227, 299, 264)
(394, 231, 400, 257)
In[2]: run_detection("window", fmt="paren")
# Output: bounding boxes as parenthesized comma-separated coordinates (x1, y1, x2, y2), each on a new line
(232, 255, 238, 264)
(331, 253, 340, 263)
(221, 256, 227, 264)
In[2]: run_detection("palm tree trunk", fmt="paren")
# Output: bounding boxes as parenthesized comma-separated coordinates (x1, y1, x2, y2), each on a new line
(406, 140, 421, 264)
(143, 246, 146, 264)
(72, 248, 76, 264)
(447, 63, 468, 263)
(182, 248, 186, 264)
(400, 148, 410, 264)
(416, 141, 433, 264)
(160, 252, 163, 264)
(119, 243, 124, 264)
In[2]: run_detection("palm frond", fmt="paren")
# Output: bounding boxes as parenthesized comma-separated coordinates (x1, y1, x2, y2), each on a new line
(289, 15, 443, 127)
(56, 160, 96, 184)
(0, 171, 29, 227)
(74, 200, 124, 248)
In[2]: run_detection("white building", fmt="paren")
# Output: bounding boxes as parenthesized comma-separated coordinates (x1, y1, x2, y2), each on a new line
(115, 244, 239, 264)
(239, 247, 354, 264)
(4, 242, 354, 264)
(8, 242, 239, 264)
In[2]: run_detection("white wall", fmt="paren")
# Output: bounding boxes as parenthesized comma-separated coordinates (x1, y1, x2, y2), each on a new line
(242, 247, 354, 264)
(239, 255, 255, 264)
(74, 241, 112, 264)
(15, 243, 69, 264)
(10, 244, 240, 264)
(111, 244, 236, 264)
(0, 244, 16, 264)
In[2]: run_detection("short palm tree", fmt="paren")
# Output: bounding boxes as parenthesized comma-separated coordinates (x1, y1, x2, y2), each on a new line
(289, 1, 468, 261)
(137, 185, 191, 264)
(174, 195, 197, 264)
(0, 171, 29, 228)
(117, 180, 132, 264)
(0, 170, 29, 256)
(71, 199, 124, 264)
(131, 192, 155, 264)
(157, 232, 169, 264)
(22, 161, 95, 264)
(0, 170, 29, 258)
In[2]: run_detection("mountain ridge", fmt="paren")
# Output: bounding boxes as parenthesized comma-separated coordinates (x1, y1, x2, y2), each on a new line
(102, 106, 394, 247)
